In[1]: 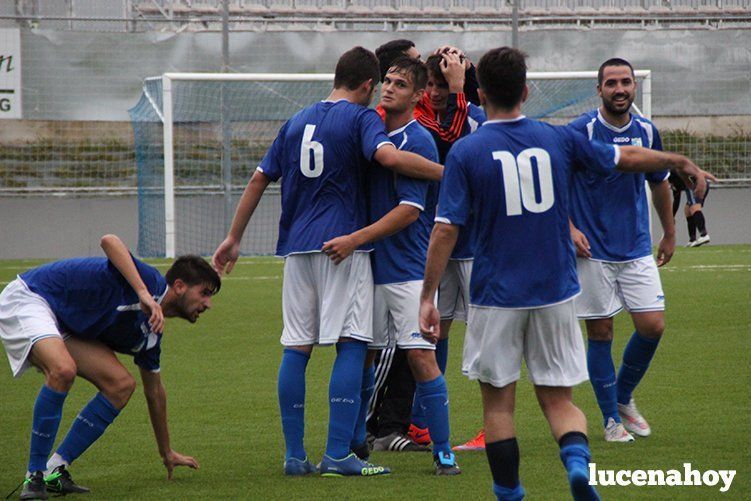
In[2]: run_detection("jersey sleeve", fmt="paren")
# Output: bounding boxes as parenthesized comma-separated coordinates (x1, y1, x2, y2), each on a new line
(563, 125, 620, 176)
(257, 121, 289, 182)
(395, 174, 429, 211)
(133, 326, 162, 372)
(435, 146, 470, 226)
(357, 108, 392, 161)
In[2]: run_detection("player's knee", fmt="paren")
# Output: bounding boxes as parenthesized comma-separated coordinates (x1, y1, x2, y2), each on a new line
(46, 361, 77, 391)
(106, 375, 137, 408)
(640, 320, 665, 339)
(587, 324, 614, 341)
(406, 349, 438, 380)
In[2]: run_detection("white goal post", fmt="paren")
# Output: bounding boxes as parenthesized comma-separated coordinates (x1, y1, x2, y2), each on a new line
(156, 70, 651, 258)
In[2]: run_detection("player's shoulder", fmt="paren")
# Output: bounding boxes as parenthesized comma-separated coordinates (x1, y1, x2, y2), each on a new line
(633, 115, 659, 133)
(568, 109, 598, 131)
(404, 120, 437, 145)
(468, 103, 487, 123)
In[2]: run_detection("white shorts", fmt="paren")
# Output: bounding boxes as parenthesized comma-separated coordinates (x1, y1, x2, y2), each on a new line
(462, 298, 588, 388)
(575, 255, 665, 319)
(438, 259, 472, 322)
(281, 252, 373, 346)
(370, 281, 434, 351)
(0, 278, 63, 377)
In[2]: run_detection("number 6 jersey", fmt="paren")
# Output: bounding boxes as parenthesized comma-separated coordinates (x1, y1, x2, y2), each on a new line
(435, 116, 619, 309)
(258, 99, 392, 257)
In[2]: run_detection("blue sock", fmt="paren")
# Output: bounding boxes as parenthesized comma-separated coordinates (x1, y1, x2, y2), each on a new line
(586, 339, 620, 426)
(278, 348, 310, 461)
(617, 331, 660, 405)
(28, 385, 67, 472)
(56, 393, 119, 464)
(559, 432, 598, 501)
(351, 364, 375, 449)
(493, 483, 526, 501)
(325, 340, 367, 459)
(410, 393, 427, 429)
(415, 375, 451, 455)
(559, 432, 590, 475)
(435, 338, 449, 374)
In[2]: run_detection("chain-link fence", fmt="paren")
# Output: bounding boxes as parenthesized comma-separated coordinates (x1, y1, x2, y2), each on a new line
(0, 11, 749, 197)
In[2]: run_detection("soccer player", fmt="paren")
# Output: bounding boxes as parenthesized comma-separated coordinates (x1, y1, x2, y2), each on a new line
(211, 46, 442, 478)
(322, 57, 460, 475)
(409, 52, 487, 451)
(670, 169, 711, 246)
(1, 234, 220, 500)
(568, 58, 675, 443)
(418, 47, 714, 500)
(369, 40, 481, 452)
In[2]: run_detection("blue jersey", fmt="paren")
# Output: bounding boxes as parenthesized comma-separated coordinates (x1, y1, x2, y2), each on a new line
(569, 110, 667, 262)
(370, 120, 439, 285)
(258, 100, 392, 257)
(436, 116, 619, 309)
(20, 257, 167, 371)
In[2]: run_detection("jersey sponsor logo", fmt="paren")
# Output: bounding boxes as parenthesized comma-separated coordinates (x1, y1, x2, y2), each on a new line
(613, 137, 631, 143)
(631, 137, 643, 147)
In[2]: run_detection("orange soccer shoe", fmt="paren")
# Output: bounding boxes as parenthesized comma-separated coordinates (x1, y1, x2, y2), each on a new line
(452, 429, 486, 451)
(407, 423, 432, 446)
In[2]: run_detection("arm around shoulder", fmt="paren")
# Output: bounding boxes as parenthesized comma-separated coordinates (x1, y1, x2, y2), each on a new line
(374, 145, 443, 181)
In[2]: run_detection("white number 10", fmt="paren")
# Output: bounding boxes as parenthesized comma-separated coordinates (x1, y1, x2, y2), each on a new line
(493, 147, 555, 216)
(300, 124, 324, 178)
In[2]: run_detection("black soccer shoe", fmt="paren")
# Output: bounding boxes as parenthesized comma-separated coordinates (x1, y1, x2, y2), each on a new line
(20, 471, 48, 500)
(351, 442, 370, 461)
(44, 466, 90, 495)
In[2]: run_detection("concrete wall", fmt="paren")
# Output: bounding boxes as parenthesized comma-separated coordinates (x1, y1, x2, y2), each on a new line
(1, 187, 749, 260)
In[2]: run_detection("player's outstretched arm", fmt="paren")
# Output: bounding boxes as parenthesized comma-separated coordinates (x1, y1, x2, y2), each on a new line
(212, 170, 271, 276)
(374, 145, 443, 181)
(101, 234, 164, 334)
(651, 180, 676, 267)
(322, 205, 420, 264)
(569, 219, 592, 259)
(419, 222, 459, 343)
(617, 146, 717, 201)
(140, 368, 200, 479)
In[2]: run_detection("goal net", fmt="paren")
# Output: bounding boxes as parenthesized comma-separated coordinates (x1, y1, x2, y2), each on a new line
(129, 71, 650, 258)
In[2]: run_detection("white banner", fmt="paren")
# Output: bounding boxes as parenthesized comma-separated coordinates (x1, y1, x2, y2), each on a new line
(0, 28, 22, 119)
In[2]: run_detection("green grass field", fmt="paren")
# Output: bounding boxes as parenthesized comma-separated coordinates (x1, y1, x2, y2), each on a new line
(1, 245, 749, 500)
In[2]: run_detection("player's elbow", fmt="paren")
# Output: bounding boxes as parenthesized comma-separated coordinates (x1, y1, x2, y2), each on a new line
(100, 234, 122, 251)
(374, 146, 399, 170)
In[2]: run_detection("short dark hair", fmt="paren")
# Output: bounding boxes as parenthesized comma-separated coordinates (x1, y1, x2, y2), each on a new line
(334, 46, 380, 91)
(375, 39, 416, 82)
(424, 54, 447, 86)
(477, 47, 528, 110)
(166, 255, 221, 294)
(386, 56, 428, 91)
(598, 58, 634, 85)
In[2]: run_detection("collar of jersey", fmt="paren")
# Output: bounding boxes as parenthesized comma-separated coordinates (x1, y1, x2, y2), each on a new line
(483, 115, 526, 125)
(157, 285, 168, 305)
(321, 98, 348, 104)
(596, 109, 633, 133)
(388, 119, 417, 137)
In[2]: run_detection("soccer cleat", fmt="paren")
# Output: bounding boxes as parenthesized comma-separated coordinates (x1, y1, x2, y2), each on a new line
(319, 453, 391, 477)
(372, 432, 431, 452)
(407, 423, 431, 446)
(695, 234, 710, 246)
(351, 442, 370, 461)
(452, 429, 486, 451)
(433, 451, 461, 476)
(44, 465, 90, 495)
(568, 464, 601, 501)
(618, 398, 651, 437)
(20, 471, 48, 500)
(283, 457, 318, 476)
(686, 240, 698, 247)
(604, 417, 635, 443)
